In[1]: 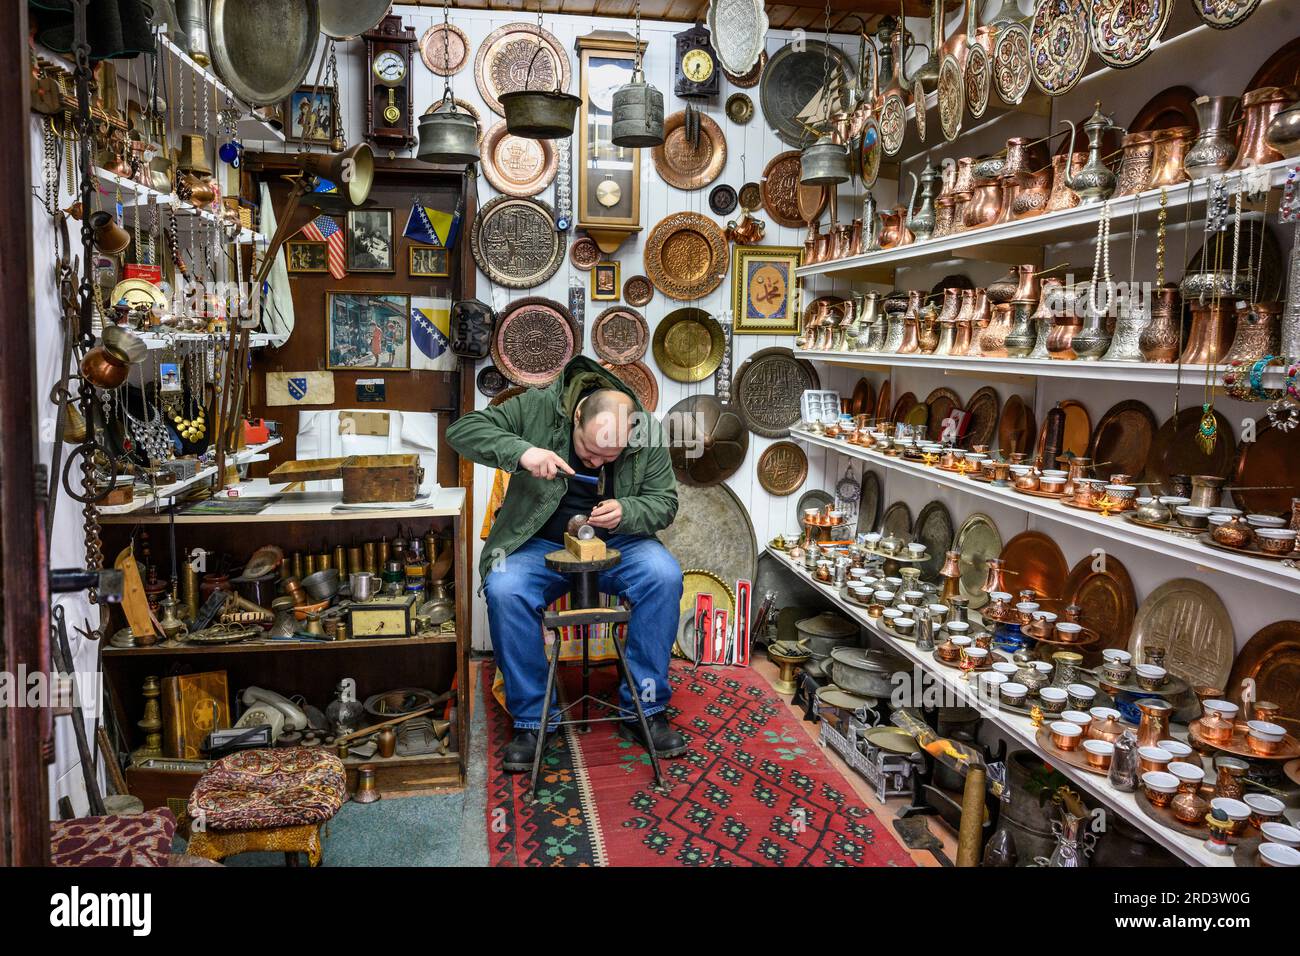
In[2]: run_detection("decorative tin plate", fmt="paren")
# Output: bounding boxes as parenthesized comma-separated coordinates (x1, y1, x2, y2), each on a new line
(965, 39, 992, 118)
(1000, 530, 1069, 608)
(724, 50, 766, 88)
(476, 364, 510, 398)
(757, 441, 809, 496)
(961, 385, 1000, 449)
(733, 347, 820, 439)
(660, 483, 758, 594)
(481, 120, 558, 197)
(1063, 553, 1136, 661)
(419, 23, 470, 76)
(569, 236, 601, 271)
(938, 55, 964, 142)
(209, 0, 318, 107)
(726, 92, 754, 124)
(855, 470, 882, 537)
(760, 151, 828, 228)
(1087, 398, 1157, 480)
(1229, 622, 1300, 735)
(1142, 405, 1237, 494)
(1030, 0, 1090, 97)
(1129, 578, 1234, 690)
(954, 512, 1001, 609)
(644, 212, 728, 300)
(471, 195, 564, 289)
(622, 274, 653, 307)
(1089, 0, 1171, 69)
(665, 394, 749, 487)
(880, 501, 912, 540)
(879, 91, 907, 156)
(600, 360, 659, 412)
(761, 40, 853, 146)
(490, 297, 576, 388)
(709, 184, 738, 216)
(1191, 0, 1261, 30)
(707, 0, 768, 77)
(653, 110, 727, 190)
(652, 308, 726, 383)
(591, 306, 649, 365)
(475, 22, 572, 116)
(914, 500, 955, 580)
(859, 116, 883, 188)
(993, 20, 1033, 105)
(1233, 419, 1300, 515)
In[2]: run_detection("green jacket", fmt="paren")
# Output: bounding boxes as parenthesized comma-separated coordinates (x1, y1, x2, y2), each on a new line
(446, 356, 678, 580)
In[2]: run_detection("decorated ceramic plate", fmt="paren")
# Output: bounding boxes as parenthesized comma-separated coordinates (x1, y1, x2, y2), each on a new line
(1031, 0, 1090, 96)
(1088, 0, 1172, 69)
(1190, 0, 1261, 30)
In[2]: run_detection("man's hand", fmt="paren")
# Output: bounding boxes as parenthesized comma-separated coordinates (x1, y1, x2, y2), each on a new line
(519, 447, 575, 480)
(588, 499, 623, 530)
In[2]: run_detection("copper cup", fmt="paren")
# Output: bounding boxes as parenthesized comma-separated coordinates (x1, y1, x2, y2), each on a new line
(1115, 131, 1156, 196)
(1148, 127, 1194, 188)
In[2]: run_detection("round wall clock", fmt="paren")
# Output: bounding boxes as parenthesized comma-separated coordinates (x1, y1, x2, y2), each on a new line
(470, 195, 564, 289)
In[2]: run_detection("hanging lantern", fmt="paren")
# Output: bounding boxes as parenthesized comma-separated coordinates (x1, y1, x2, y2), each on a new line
(418, 0, 481, 166)
(611, 67, 664, 147)
(801, 133, 850, 187)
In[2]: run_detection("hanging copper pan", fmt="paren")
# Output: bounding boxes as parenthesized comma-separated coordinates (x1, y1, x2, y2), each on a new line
(209, 0, 318, 106)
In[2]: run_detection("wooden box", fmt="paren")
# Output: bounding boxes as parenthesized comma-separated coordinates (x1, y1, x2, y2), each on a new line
(268, 453, 425, 503)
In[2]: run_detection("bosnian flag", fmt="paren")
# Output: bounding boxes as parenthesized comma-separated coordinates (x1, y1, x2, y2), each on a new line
(300, 215, 346, 279)
(411, 297, 455, 371)
(403, 197, 460, 249)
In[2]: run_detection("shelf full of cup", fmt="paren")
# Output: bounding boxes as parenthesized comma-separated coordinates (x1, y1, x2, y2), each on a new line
(797, 157, 1294, 281)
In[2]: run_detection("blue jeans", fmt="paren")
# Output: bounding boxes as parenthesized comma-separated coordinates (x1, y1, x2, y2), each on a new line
(483, 535, 683, 730)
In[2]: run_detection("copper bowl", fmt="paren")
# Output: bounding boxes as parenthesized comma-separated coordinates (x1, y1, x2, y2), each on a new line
(1141, 771, 1179, 808)
(1082, 739, 1113, 770)
(1050, 720, 1084, 752)
(1138, 745, 1173, 774)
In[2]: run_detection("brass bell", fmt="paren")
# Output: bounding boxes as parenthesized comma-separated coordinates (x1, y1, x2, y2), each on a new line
(611, 66, 665, 148)
(353, 765, 381, 803)
(176, 133, 212, 175)
(89, 211, 131, 255)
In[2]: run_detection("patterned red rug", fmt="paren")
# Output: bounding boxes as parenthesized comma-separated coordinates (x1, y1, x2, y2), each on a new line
(484, 660, 915, 867)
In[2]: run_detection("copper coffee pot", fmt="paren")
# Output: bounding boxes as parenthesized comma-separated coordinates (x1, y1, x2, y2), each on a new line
(1148, 127, 1194, 188)
(1115, 131, 1156, 197)
(1180, 300, 1235, 366)
(1138, 283, 1182, 363)
(1046, 153, 1088, 211)
(1232, 86, 1299, 170)
(964, 288, 990, 357)
(980, 302, 1013, 357)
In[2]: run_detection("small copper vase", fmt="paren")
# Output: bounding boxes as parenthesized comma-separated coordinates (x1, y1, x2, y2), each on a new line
(1139, 283, 1182, 363)
(979, 302, 1014, 357)
(1148, 127, 1194, 188)
(1115, 131, 1156, 197)
(1180, 300, 1236, 365)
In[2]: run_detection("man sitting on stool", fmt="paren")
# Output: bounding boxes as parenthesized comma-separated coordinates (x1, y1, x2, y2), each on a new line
(447, 356, 686, 771)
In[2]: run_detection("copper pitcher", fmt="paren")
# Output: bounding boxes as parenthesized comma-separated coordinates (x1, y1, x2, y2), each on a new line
(951, 288, 976, 356)
(897, 290, 924, 353)
(1224, 300, 1281, 366)
(963, 178, 1003, 229)
(1042, 278, 1080, 359)
(1004, 136, 1049, 184)
(1046, 153, 1088, 212)
(878, 206, 914, 248)
(1011, 166, 1052, 219)
(1012, 264, 1040, 304)
(951, 191, 972, 233)
(979, 302, 1014, 357)
(917, 305, 941, 354)
(1232, 86, 1299, 171)
(1148, 127, 1193, 188)
(964, 288, 990, 357)
(1139, 283, 1182, 363)
(994, 175, 1020, 225)
(934, 196, 956, 238)
(1180, 300, 1235, 365)
(1115, 131, 1156, 197)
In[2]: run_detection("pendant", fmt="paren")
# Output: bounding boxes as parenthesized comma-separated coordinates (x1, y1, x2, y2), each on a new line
(1196, 403, 1218, 454)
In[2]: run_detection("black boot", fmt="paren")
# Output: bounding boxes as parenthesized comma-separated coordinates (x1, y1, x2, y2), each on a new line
(503, 729, 551, 772)
(619, 714, 687, 758)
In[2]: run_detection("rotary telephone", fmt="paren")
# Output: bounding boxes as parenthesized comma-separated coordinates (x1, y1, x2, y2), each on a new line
(234, 686, 309, 738)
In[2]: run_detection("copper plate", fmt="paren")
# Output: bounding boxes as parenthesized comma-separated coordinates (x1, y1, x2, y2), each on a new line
(1029, 0, 1089, 97)
(591, 306, 649, 365)
(738, 181, 762, 211)
(724, 50, 766, 88)
(1088, 399, 1157, 480)
(475, 22, 572, 116)
(856, 471, 882, 536)
(1037, 399, 1091, 463)
(733, 347, 820, 439)
(665, 395, 749, 487)
(1000, 530, 1069, 607)
(925, 387, 961, 438)
(997, 393, 1037, 457)
(881, 501, 912, 540)
(653, 110, 727, 191)
(1128, 578, 1234, 690)
(938, 54, 965, 142)
(955, 512, 1002, 609)
(1248, 37, 1300, 93)
(1227, 621, 1300, 736)
(644, 212, 728, 301)
(491, 297, 576, 388)
(471, 195, 564, 289)
(757, 441, 808, 496)
(1233, 419, 1300, 515)
(569, 236, 601, 271)
(622, 274, 653, 307)
(1142, 405, 1237, 495)
(726, 92, 754, 124)
(965, 36, 992, 118)
(961, 385, 999, 449)
(660, 483, 757, 594)
(879, 92, 907, 156)
(476, 364, 510, 398)
(1196, 0, 1263, 31)
(480, 120, 558, 197)
(993, 20, 1033, 105)
(1088, 0, 1172, 69)
(419, 23, 469, 76)
(1063, 553, 1137, 664)
(652, 308, 726, 383)
(913, 500, 955, 580)
(875, 380, 892, 424)
(849, 378, 875, 417)
(761, 151, 828, 228)
(600, 360, 659, 412)
(891, 391, 918, 424)
(1128, 85, 1199, 133)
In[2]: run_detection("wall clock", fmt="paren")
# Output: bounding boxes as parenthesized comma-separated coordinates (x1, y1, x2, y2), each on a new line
(363, 13, 417, 153)
(575, 30, 645, 253)
(674, 23, 720, 99)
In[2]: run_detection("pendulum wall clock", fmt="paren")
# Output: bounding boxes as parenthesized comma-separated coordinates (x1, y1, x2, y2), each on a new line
(364, 13, 417, 153)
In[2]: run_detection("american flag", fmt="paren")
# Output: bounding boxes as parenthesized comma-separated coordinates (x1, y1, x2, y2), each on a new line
(300, 215, 346, 279)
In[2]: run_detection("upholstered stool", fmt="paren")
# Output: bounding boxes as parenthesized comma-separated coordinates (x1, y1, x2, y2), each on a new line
(185, 748, 346, 867)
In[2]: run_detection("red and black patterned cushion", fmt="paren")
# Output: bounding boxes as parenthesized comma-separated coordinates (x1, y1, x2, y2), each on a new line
(188, 748, 346, 831)
(51, 808, 176, 867)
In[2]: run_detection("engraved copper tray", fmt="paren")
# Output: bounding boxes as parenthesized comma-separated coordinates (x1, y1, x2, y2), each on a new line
(569, 236, 600, 271)
(761, 151, 828, 228)
(1227, 621, 1300, 737)
(1088, 399, 1157, 481)
(1247, 36, 1300, 92)
(925, 387, 961, 438)
(1232, 418, 1300, 516)
(600, 360, 659, 412)
(481, 120, 558, 197)
(955, 512, 1002, 609)
(849, 378, 875, 416)
(622, 274, 653, 307)
(652, 110, 727, 190)
(665, 394, 749, 487)
(471, 195, 564, 289)
(1129, 578, 1234, 690)
(591, 306, 648, 365)
(644, 212, 728, 301)
(1142, 405, 1237, 495)
(757, 440, 808, 496)
(651, 308, 725, 383)
(733, 346, 820, 439)
(760, 39, 852, 146)
(993, 21, 1033, 105)
(997, 393, 1037, 458)
(419, 23, 469, 76)
(875, 380, 892, 424)
(1063, 552, 1136, 663)
(960, 386, 999, 449)
(490, 297, 575, 388)
(1000, 530, 1069, 609)
(475, 21, 571, 116)
(891, 391, 918, 424)
(1188, 720, 1300, 761)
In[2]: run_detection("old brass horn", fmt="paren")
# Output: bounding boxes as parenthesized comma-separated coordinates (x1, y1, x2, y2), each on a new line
(297, 142, 375, 207)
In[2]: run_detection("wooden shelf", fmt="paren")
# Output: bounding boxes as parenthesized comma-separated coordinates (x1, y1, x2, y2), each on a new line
(98, 438, 282, 517)
(103, 631, 457, 657)
(101, 483, 466, 525)
(789, 427, 1300, 595)
(93, 166, 267, 246)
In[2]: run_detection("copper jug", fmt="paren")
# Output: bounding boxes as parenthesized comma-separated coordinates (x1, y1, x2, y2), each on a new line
(1180, 300, 1235, 365)
(1148, 127, 1194, 188)
(934, 196, 956, 238)
(1139, 283, 1182, 362)
(1046, 153, 1088, 212)
(1223, 300, 1281, 366)
(1044, 279, 1081, 359)
(1011, 167, 1052, 218)
(951, 191, 972, 233)
(1012, 264, 1040, 304)
(994, 175, 1021, 225)
(1115, 131, 1156, 197)
(932, 288, 962, 355)
(951, 289, 976, 356)
(1232, 86, 1299, 171)
(964, 288, 990, 357)
(1004, 136, 1049, 184)
(917, 305, 941, 354)
(1136, 698, 1172, 748)
(987, 267, 1019, 304)
(979, 302, 1014, 357)
(897, 291, 924, 353)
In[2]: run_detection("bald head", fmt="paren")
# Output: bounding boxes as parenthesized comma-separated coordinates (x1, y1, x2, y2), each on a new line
(573, 389, 635, 468)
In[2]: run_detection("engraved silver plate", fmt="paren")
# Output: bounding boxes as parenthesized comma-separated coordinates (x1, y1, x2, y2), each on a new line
(733, 346, 820, 438)
(707, 0, 768, 78)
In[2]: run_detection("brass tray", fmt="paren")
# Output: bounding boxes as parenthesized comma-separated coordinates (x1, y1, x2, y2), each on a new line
(481, 120, 559, 197)
(881, 501, 912, 540)
(849, 378, 875, 417)
(663, 484, 757, 596)
(1063, 552, 1136, 662)
(1227, 621, 1300, 737)
(997, 393, 1037, 458)
(760, 39, 852, 146)
(955, 512, 1002, 609)
(1038, 399, 1091, 463)
(475, 21, 571, 116)
(733, 347, 819, 439)
(600, 360, 659, 413)
(490, 297, 576, 388)
(1088, 398, 1157, 480)
(471, 195, 564, 289)
(875, 380, 892, 424)
(652, 308, 725, 383)
(1134, 782, 1239, 842)
(1120, 513, 1202, 536)
(856, 470, 882, 538)
(1129, 578, 1234, 691)
(961, 385, 1000, 449)
(1187, 719, 1300, 761)
(652, 110, 727, 190)
(757, 441, 808, 496)
(1015, 486, 1065, 500)
(925, 387, 961, 437)
(913, 499, 955, 581)
(1197, 533, 1300, 562)
(1029, 0, 1089, 97)
(419, 23, 469, 76)
(1092, 665, 1190, 699)
(622, 274, 653, 307)
(891, 391, 918, 424)
(761, 151, 827, 228)
(644, 212, 728, 300)
(590, 306, 648, 365)
(1233, 837, 1264, 867)
(1034, 725, 1108, 777)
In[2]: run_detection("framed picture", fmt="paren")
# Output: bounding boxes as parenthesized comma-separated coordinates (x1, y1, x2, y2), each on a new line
(326, 291, 411, 371)
(732, 245, 802, 334)
(346, 208, 394, 273)
(286, 240, 330, 273)
(409, 244, 450, 278)
(284, 85, 335, 145)
(591, 260, 619, 301)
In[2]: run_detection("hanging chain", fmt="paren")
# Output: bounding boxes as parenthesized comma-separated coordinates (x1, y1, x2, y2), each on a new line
(1155, 188, 1167, 287)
